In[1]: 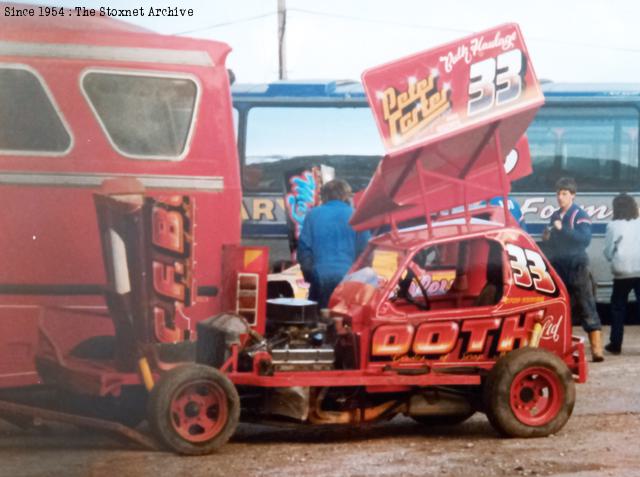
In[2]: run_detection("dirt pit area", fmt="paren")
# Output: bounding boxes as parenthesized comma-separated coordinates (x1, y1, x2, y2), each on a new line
(1, 326, 640, 477)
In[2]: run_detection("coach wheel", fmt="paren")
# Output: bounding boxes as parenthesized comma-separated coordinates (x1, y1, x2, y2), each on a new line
(484, 347, 575, 437)
(148, 364, 239, 455)
(411, 410, 475, 426)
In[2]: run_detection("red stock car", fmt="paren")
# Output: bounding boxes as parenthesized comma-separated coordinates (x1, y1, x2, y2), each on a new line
(143, 24, 587, 455)
(148, 210, 586, 454)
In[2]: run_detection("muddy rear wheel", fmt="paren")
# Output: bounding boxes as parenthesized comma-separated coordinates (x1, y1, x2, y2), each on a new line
(484, 347, 575, 437)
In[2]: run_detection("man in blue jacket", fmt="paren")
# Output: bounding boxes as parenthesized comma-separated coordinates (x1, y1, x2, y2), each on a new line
(298, 180, 370, 308)
(543, 177, 603, 362)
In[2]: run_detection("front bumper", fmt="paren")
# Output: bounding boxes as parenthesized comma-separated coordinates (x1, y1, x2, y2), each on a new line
(569, 335, 588, 383)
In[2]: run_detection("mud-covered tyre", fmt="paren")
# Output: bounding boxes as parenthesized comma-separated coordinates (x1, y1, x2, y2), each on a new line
(484, 347, 575, 437)
(411, 410, 475, 426)
(148, 364, 239, 455)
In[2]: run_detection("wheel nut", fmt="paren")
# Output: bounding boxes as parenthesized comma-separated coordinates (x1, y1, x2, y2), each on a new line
(185, 401, 200, 417)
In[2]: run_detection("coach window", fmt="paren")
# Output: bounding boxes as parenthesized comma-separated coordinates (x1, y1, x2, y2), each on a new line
(514, 106, 640, 192)
(0, 66, 71, 154)
(82, 72, 198, 160)
(244, 107, 384, 192)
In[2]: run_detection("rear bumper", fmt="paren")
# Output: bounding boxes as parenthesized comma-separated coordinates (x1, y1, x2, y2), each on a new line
(568, 335, 588, 383)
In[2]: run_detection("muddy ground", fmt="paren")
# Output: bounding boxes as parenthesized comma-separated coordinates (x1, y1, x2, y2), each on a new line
(1, 326, 640, 477)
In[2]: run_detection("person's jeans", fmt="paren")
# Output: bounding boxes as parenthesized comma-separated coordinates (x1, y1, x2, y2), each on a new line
(563, 261, 602, 333)
(309, 274, 344, 309)
(609, 277, 640, 349)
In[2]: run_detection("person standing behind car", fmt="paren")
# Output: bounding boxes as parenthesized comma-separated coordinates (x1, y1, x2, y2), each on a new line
(488, 195, 527, 231)
(603, 194, 640, 355)
(542, 177, 604, 362)
(297, 179, 370, 308)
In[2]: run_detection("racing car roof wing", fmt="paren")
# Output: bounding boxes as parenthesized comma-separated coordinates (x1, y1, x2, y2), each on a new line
(351, 23, 543, 232)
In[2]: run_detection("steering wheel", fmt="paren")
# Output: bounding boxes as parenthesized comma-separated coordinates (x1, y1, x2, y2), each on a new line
(400, 263, 431, 311)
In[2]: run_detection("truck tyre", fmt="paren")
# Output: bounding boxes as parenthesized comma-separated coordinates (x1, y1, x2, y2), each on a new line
(483, 347, 575, 437)
(148, 364, 239, 455)
(411, 410, 475, 426)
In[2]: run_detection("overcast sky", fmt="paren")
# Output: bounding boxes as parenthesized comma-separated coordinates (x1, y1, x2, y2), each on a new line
(15, 0, 640, 84)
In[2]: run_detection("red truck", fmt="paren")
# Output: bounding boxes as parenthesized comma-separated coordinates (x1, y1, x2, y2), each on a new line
(0, 10, 240, 386)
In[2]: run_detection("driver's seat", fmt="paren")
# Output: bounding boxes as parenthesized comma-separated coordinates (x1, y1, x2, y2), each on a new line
(473, 242, 503, 307)
(474, 282, 498, 306)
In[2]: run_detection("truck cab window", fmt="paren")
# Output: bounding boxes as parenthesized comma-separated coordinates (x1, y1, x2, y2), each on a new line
(83, 72, 198, 159)
(0, 66, 71, 154)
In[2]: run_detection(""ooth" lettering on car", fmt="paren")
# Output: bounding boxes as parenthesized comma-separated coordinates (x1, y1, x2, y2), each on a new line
(370, 311, 542, 359)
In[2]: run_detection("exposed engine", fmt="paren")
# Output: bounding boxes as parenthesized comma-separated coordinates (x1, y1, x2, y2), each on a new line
(195, 299, 337, 422)
(261, 298, 335, 372)
(196, 298, 335, 373)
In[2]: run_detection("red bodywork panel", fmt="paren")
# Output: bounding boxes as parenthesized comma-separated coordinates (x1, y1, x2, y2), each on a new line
(328, 223, 582, 380)
(221, 245, 269, 336)
(0, 13, 240, 386)
(36, 193, 199, 395)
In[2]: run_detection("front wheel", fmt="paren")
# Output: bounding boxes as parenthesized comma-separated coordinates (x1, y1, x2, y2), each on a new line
(484, 347, 575, 438)
(148, 364, 240, 455)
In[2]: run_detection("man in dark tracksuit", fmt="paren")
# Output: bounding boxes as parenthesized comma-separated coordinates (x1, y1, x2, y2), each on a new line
(543, 177, 604, 362)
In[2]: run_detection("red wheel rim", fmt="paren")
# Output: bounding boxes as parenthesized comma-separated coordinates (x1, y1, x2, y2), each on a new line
(509, 367, 563, 426)
(170, 379, 228, 443)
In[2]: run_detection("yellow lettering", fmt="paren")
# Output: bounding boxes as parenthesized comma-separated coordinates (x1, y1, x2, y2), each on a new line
(252, 198, 275, 221)
(382, 87, 398, 122)
(379, 73, 451, 145)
